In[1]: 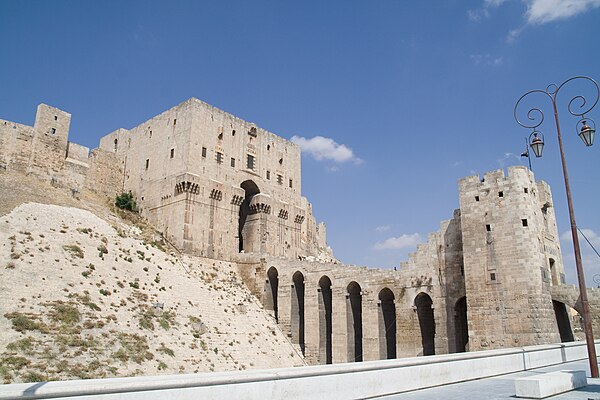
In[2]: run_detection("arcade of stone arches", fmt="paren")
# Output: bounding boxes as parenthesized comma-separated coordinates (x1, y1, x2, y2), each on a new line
(262, 266, 469, 364)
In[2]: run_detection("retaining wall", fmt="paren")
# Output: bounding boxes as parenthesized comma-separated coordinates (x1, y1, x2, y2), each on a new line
(1, 340, 598, 400)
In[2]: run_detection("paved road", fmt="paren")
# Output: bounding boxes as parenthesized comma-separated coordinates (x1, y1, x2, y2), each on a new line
(373, 359, 600, 400)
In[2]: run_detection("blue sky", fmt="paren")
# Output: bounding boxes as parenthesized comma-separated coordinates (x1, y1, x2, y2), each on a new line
(1, 0, 599, 284)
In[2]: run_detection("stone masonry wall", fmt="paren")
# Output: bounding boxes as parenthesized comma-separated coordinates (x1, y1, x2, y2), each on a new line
(97, 98, 327, 262)
(459, 167, 562, 351)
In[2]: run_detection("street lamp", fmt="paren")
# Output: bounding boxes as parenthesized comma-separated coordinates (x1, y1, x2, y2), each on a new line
(514, 76, 599, 378)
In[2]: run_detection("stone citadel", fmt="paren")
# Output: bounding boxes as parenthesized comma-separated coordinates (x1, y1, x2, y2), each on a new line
(1, 99, 598, 365)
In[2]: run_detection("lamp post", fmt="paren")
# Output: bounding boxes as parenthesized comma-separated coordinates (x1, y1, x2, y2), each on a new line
(514, 76, 599, 378)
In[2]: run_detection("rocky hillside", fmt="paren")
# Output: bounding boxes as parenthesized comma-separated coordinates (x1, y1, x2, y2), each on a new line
(0, 199, 304, 384)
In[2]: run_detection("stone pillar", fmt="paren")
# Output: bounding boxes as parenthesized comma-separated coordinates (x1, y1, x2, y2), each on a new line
(331, 285, 348, 363)
(362, 289, 379, 361)
(304, 276, 319, 363)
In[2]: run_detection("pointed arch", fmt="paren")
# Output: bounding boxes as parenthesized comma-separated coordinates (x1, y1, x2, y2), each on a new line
(454, 296, 468, 353)
(415, 292, 435, 356)
(238, 180, 260, 252)
(291, 271, 305, 354)
(346, 281, 363, 362)
(264, 267, 279, 321)
(318, 275, 333, 364)
(378, 287, 396, 359)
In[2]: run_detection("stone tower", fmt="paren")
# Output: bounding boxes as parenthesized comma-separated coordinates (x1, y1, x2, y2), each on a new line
(458, 166, 565, 350)
(30, 104, 72, 176)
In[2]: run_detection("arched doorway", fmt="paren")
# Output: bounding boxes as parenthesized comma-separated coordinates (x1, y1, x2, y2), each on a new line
(264, 267, 279, 322)
(318, 275, 333, 364)
(347, 281, 363, 362)
(415, 292, 435, 356)
(378, 288, 396, 359)
(454, 296, 468, 353)
(291, 271, 305, 354)
(238, 180, 260, 252)
(553, 300, 575, 342)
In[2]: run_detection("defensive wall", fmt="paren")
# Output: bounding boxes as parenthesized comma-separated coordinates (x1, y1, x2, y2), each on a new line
(0, 104, 123, 197)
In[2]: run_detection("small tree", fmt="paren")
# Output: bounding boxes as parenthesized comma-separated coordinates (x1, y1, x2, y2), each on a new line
(115, 192, 137, 212)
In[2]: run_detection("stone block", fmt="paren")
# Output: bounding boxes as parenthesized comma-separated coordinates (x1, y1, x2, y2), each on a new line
(514, 370, 587, 399)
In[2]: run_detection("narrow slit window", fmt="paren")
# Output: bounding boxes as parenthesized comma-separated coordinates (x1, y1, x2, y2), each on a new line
(490, 273, 496, 281)
(266, 170, 270, 180)
(486, 224, 491, 232)
(475, 196, 480, 202)
(51, 128, 56, 135)
(54, 115, 58, 121)
(173, 118, 177, 126)
(277, 174, 283, 185)
(216, 152, 223, 164)
(202, 147, 207, 158)
(289, 179, 293, 188)
(170, 149, 174, 158)
(145, 159, 149, 169)
(522, 219, 528, 227)
(230, 157, 235, 167)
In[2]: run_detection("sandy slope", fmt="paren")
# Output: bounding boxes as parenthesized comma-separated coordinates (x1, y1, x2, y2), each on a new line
(0, 202, 303, 383)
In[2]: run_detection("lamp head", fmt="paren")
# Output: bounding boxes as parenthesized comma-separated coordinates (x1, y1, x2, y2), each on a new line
(530, 131, 544, 158)
(579, 120, 595, 147)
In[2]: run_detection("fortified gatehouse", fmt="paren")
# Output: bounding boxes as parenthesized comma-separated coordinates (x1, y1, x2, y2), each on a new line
(97, 98, 331, 262)
(1, 100, 597, 366)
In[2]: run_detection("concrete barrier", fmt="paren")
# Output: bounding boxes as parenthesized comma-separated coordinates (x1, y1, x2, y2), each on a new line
(515, 370, 587, 398)
(1, 341, 598, 400)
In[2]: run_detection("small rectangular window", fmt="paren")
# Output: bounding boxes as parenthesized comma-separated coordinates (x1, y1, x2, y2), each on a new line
(490, 273, 496, 281)
(54, 115, 58, 121)
(498, 191, 504, 197)
(277, 174, 283, 185)
(51, 128, 56, 135)
(475, 196, 480, 202)
(173, 118, 177, 126)
(266, 171, 271, 180)
(289, 179, 293, 188)
(486, 224, 491, 232)
(522, 219, 528, 227)
(170, 149, 174, 158)
(216, 152, 223, 164)
(145, 159, 149, 169)
(524, 188, 528, 193)
(230, 157, 235, 167)
(202, 147, 207, 158)
(247, 154, 255, 170)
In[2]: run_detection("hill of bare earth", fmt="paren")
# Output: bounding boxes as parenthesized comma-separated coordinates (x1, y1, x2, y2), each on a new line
(0, 173, 304, 384)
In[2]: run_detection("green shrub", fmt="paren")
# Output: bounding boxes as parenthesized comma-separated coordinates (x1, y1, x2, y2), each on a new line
(115, 192, 137, 212)
(49, 303, 80, 325)
(63, 245, 84, 259)
(157, 344, 175, 357)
